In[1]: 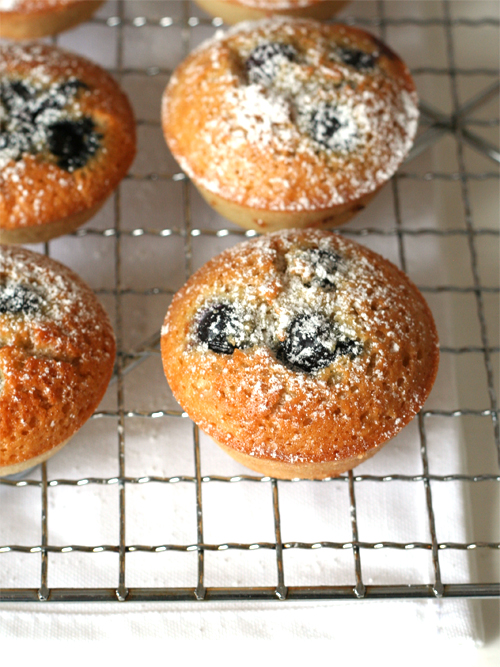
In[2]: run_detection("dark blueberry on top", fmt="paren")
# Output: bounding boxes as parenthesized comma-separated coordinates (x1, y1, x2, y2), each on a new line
(5, 81, 32, 105)
(0, 77, 96, 170)
(57, 79, 88, 99)
(0, 284, 42, 316)
(336, 337, 363, 359)
(246, 42, 297, 86)
(0, 78, 87, 125)
(47, 117, 101, 172)
(277, 313, 362, 373)
(309, 105, 342, 149)
(277, 314, 336, 373)
(32, 79, 89, 121)
(0, 81, 32, 117)
(338, 47, 377, 71)
(197, 303, 245, 355)
(307, 249, 341, 289)
(0, 80, 36, 130)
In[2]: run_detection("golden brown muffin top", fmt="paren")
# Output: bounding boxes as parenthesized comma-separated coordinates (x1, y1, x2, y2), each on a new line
(0, 43, 136, 231)
(162, 18, 418, 214)
(162, 229, 439, 465)
(0, 245, 116, 469)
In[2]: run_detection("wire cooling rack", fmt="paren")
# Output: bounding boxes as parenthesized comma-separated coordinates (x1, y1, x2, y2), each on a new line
(0, 0, 499, 603)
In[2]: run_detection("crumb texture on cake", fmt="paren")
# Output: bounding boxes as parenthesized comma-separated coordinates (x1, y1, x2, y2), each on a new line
(162, 18, 418, 214)
(0, 43, 136, 232)
(0, 245, 115, 470)
(161, 229, 439, 469)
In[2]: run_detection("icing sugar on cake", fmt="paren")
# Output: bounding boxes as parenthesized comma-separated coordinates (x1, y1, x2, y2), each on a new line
(0, 43, 136, 243)
(162, 18, 419, 218)
(161, 230, 439, 479)
(0, 245, 116, 475)
(0, 75, 98, 172)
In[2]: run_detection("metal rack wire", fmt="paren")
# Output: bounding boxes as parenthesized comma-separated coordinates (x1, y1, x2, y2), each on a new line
(0, 0, 499, 603)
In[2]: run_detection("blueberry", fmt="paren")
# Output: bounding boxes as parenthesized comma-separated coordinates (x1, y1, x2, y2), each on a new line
(1, 80, 31, 108)
(338, 47, 377, 71)
(0, 284, 42, 316)
(336, 337, 363, 359)
(6, 81, 32, 104)
(246, 42, 297, 86)
(277, 313, 362, 373)
(308, 102, 359, 152)
(0, 77, 96, 169)
(47, 117, 101, 171)
(308, 249, 340, 289)
(57, 79, 88, 99)
(277, 314, 336, 373)
(309, 105, 342, 149)
(0, 80, 34, 126)
(32, 79, 88, 119)
(197, 303, 245, 355)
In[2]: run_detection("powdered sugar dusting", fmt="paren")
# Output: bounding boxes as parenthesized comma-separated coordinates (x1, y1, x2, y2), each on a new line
(164, 18, 419, 212)
(0, 245, 110, 347)
(0, 45, 92, 228)
(0, 245, 115, 464)
(0, 42, 137, 233)
(0, 77, 94, 171)
(164, 230, 439, 465)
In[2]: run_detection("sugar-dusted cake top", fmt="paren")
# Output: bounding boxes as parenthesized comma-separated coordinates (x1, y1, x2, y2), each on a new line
(163, 18, 418, 213)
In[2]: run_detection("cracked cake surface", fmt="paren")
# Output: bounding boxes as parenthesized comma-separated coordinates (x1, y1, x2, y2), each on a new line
(161, 229, 439, 479)
(0, 245, 115, 474)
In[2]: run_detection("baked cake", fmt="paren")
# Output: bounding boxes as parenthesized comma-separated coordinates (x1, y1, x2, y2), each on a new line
(161, 229, 439, 479)
(0, 245, 115, 477)
(0, 42, 136, 244)
(0, 0, 103, 40)
(194, 0, 350, 24)
(162, 18, 418, 232)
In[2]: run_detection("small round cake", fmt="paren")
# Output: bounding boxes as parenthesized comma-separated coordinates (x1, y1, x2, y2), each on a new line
(0, 0, 103, 40)
(0, 43, 136, 244)
(0, 245, 116, 477)
(194, 0, 350, 25)
(161, 229, 439, 480)
(162, 18, 418, 233)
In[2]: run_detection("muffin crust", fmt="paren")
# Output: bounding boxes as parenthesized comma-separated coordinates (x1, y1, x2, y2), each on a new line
(0, 43, 136, 243)
(0, 0, 104, 40)
(194, 0, 350, 24)
(0, 245, 115, 476)
(161, 229, 439, 479)
(162, 18, 418, 231)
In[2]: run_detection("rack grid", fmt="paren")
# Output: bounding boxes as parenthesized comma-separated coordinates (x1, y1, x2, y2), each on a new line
(0, 0, 499, 603)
